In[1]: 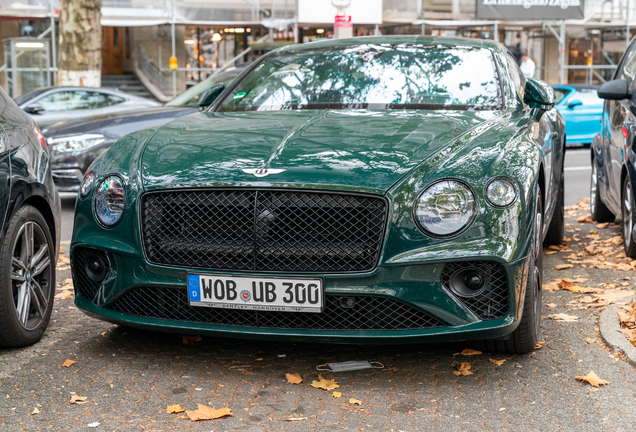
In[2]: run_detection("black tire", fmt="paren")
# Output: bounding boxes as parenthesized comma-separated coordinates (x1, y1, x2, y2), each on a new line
(590, 161, 615, 223)
(475, 190, 543, 354)
(0, 205, 55, 348)
(544, 170, 564, 246)
(622, 176, 636, 258)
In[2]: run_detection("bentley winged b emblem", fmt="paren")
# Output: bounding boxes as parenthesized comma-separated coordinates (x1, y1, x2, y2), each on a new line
(241, 168, 287, 178)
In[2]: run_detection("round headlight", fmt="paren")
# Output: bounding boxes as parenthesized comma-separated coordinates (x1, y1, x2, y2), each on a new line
(93, 175, 126, 227)
(413, 180, 476, 237)
(79, 171, 96, 199)
(485, 177, 517, 208)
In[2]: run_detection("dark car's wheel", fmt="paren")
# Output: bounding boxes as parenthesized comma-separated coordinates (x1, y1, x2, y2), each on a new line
(0, 205, 55, 348)
(622, 176, 636, 258)
(476, 191, 543, 354)
(544, 169, 564, 246)
(590, 161, 615, 223)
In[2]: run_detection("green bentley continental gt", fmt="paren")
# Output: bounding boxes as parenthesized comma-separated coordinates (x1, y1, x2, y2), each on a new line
(70, 36, 565, 354)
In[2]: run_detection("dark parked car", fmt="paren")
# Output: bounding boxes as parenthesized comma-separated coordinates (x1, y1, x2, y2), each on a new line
(70, 37, 564, 354)
(14, 86, 160, 128)
(0, 85, 61, 348)
(42, 65, 249, 192)
(591, 39, 636, 257)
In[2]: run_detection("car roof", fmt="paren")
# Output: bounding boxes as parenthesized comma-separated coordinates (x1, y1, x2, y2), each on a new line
(276, 35, 503, 53)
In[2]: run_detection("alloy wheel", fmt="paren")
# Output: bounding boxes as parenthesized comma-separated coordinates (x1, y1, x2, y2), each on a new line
(590, 164, 598, 214)
(532, 195, 543, 338)
(10, 221, 52, 331)
(625, 181, 633, 249)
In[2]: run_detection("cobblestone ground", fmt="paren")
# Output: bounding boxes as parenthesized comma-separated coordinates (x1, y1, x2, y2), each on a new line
(1, 212, 636, 431)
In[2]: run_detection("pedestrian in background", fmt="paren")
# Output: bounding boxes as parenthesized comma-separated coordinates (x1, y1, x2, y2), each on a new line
(520, 53, 536, 80)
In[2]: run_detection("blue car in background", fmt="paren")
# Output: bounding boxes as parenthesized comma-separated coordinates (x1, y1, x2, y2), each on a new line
(552, 84, 603, 146)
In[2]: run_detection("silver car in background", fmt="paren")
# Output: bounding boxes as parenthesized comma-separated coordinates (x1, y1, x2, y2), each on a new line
(14, 86, 160, 128)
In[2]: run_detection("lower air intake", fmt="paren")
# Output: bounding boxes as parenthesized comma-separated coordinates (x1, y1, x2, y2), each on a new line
(440, 261, 509, 320)
(107, 287, 444, 331)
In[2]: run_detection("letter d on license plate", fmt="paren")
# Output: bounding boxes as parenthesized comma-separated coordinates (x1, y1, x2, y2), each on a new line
(187, 274, 323, 313)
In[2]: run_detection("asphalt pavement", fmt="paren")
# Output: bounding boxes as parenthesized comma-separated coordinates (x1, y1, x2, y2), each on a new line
(5, 144, 636, 431)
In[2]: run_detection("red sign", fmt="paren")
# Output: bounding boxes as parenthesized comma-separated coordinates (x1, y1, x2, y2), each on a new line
(334, 14, 352, 28)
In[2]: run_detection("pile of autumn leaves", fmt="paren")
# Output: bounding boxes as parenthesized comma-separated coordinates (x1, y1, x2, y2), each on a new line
(542, 199, 636, 325)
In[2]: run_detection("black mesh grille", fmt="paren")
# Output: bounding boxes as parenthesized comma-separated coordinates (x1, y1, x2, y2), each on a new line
(141, 190, 387, 273)
(71, 247, 109, 301)
(107, 286, 443, 331)
(440, 261, 509, 320)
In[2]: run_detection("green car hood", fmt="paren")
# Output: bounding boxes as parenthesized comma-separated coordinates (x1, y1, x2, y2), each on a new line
(141, 109, 506, 194)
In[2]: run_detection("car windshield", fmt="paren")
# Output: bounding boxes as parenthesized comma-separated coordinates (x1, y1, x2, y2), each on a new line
(13, 87, 50, 105)
(166, 66, 246, 108)
(217, 44, 503, 112)
(567, 89, 602, 105)
(553, 88, 572, 104)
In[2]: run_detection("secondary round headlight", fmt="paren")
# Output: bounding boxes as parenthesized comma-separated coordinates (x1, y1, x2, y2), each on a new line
(93, 175, 126, 227)
(414, 180, 476, 237)
(485, 177, 517, 208)
(79, 171, 96, 199)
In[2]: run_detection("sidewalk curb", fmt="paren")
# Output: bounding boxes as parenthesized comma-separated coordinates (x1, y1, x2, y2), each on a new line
(599, 295, 636, 367)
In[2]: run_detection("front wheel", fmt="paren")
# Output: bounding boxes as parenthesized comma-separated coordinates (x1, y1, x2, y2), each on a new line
(590, 161, 615, 223)
(622, 176, 636, 258)
(476, 191, 543, 354)
(0, 205, 55, 348)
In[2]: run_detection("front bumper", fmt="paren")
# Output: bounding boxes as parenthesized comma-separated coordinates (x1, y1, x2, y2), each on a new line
(52, 169, 83, 192)
(71, 245, 530, 344)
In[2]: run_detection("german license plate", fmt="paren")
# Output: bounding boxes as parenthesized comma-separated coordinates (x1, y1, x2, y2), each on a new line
(187, 274, 323, 313)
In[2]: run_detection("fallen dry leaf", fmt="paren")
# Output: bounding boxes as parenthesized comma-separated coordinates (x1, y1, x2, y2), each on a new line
(535, 342, 546, 350)
(286, 373, 303, 384)
(489, 359, 506, 366)
(310, 374, 340, 391)
(166, 404, 185, 414)
(545, 250, 557, 255)
(57, 256, 70, 266)
(332, 391, 342, 398)
(69, 395, 88, 405)
(546, 303, 557, 308)
(575, 371, 610, 387)
(596, 222, 610, 229)
(29, 407, 39, 415)
(182, 335, 202, 345)
(185, 404, 233, 421)
(547, 313, 580, 322)
(555, 264, 574, 270)
(453, 362, 473, 376)
(460, 348, 482, 356)
(349, 398, 363, 405)
(61, 359, 77, 368)
(577, 215, 593, 223)
(585, 338, 597, 344)
(286, 416, 309, 421)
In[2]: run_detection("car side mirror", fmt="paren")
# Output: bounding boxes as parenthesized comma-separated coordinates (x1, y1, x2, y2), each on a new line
(524, 79, 556, 110)
(567, 100, 583, 109)
(598, 79, 632, 100)
(24, 105, 45, 114)
(198, 83, 226, 110)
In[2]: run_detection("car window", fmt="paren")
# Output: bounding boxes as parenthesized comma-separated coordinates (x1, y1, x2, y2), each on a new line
(166, 67, 245, 108)
(619, 42, 636, 87)
(31, 90, 125, 111)
(553, 88, 572, 104)
(218, 45, 503, 112)
(94, 93, 126, 108)
(505, 53, 526, 101)
(13, 88, 50, 106)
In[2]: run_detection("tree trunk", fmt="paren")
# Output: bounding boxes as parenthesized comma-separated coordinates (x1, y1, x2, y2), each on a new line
(58, 0, 102, 87)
